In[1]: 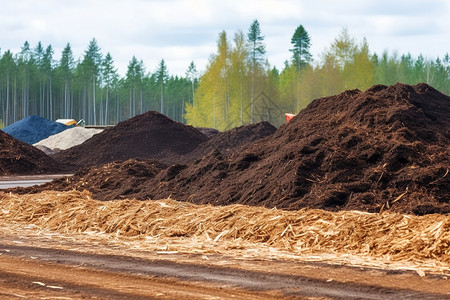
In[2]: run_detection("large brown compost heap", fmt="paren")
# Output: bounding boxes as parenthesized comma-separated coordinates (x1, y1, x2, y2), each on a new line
(52, 111, 208, 169)
(0, 131, 63, 175)
(210, 121, 277, 155)
(11, 83, 450, 215)
(179, 121, 277, 163)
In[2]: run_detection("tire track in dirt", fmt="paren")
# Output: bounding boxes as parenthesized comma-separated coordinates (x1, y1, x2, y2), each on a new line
(1, 243, 448, 299)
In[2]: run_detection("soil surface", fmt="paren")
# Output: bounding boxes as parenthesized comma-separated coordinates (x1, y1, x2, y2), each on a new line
(8, 83, 450, 215)
(0, 131, 63, 175)
(180, 121, 277, 162)
(0, 234, 448, 299)
(196, 127, 220, 138)
(52, 111, 209, 169)
(33, 159, 168, 200)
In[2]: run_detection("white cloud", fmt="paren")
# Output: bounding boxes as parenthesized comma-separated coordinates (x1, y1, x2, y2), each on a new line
(1, 0, 449, 76)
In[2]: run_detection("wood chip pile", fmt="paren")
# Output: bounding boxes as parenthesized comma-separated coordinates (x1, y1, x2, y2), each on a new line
(0, 190, 448, 264)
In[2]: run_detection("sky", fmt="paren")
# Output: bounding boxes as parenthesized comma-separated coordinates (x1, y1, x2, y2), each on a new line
(1, 0, 449, 77)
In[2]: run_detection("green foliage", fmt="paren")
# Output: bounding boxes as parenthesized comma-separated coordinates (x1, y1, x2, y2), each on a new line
(185, 61, 198, 109)
(290, 25, 312, 70)
(247, 19, 266, 65)
(156, 59, 169, 114)
(246, 20, 267, 123)
(0, 27, 448, 130)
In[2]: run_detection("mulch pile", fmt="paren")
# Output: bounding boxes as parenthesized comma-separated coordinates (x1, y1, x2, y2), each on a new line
(196, 127, 220, 138)
(36, 159, 168, 200)
(202, 121, 276, 156)
(180, 121, 277, 162)
(11, 83, 450, 215)
(2, 115, 71, 144)
(0, 131, 63, 175)
(52, 111, 208, 169)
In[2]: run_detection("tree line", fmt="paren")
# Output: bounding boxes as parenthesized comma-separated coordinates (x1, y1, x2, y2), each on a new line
(185, 24, 449, 130)
(1, 22, 449, 129)
(0, 39, 193, 127)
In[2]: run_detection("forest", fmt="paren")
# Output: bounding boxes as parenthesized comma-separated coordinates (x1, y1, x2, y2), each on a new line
(1, 21, 449, 129)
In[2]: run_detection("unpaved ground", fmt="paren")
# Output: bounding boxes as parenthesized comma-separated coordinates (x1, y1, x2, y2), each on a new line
(0, 230, 448, 299)
(0, 252, 284, 299)
(0, 174, 72, 188)
(0, 177, 449, 299)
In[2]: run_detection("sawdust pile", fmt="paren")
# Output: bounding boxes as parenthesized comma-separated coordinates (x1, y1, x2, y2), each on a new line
(1, 190, 448, 264)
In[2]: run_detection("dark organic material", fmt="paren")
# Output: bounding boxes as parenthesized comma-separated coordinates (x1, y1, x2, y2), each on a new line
(0, 131, 63, 175)
(53, 111, 209, 169)
(181, 121, 277, 163)
(11, 83, 450, 215)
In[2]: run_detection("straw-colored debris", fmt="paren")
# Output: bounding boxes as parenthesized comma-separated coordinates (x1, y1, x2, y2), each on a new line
(0, 190, 449, 266)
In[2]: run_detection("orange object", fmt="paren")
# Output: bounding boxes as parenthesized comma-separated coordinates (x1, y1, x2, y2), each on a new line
(285, 113, 296, 123)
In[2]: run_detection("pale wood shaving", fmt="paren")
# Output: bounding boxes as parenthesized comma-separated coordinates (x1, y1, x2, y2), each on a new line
(0, 190, 449, 266)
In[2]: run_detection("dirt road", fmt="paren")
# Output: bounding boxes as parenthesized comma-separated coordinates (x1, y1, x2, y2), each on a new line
(0, 236, 448, 299)
(0, 174, 71, 189)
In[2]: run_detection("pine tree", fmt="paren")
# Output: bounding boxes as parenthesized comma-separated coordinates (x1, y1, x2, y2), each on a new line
(126, 56, 139, 117)
(19, 41, 32, 118)
(83, 38, 103, 124)
(58, 43, 75, 118)
(102, 52, 118, 124)
(34, 42, 45, 116)
(43, 45, 54, 120)
(156, 59, 168, 114)
(231, 31, 249, 126)
(247, 19, 266, 123)
(0, 50, 15, 125)
(290, 25, 312, 71)
(185, 61, 198, 107)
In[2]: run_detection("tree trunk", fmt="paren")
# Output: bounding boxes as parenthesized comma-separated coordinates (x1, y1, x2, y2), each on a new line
(160, 83, 164, 114)
(6, 70, 10, 125)
(92, 76, 96, 125)
(49, 73, 53, 120)
(105, 85, 109, 125)
(64, 80, 69, 118)
(13, 75, 17, 123)
(140, 85, 143, 114)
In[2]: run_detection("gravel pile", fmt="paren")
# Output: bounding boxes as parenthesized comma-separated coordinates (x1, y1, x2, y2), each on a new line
(34, 127, 103, 151)
(2, 115, 71, 144)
